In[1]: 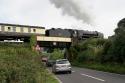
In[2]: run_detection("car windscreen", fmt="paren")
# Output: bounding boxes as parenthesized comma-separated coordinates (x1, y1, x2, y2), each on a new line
(56, 60, 69, 64)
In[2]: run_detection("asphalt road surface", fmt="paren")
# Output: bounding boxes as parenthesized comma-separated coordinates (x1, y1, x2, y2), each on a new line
(51, 67, 125, 83)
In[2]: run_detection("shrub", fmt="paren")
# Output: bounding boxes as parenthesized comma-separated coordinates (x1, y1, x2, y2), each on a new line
(0, 44, 45, 83)
(49, 49, 64, 60)
(30, 35, 37, 49)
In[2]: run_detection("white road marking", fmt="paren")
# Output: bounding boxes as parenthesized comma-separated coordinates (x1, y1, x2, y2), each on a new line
(72, 71, 75, 72)
(81, 73, 105, 82)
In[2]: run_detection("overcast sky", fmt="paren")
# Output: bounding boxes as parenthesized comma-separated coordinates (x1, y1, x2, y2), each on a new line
(0, 0, 125, 37)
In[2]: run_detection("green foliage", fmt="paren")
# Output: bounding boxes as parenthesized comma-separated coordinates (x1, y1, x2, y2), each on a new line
(70, 18, 125, 74)
(99, 40, 114, 63)
(77, 50, 95, 62)
(102, 40, 112, 55)
(50, 49, 64, 60)
(0, 44, 58, 83)
(72, 62, 125, 74)
(97, 18, 125, 64)
(30, 35, 37, 47)
(68, 46, 78, 61)
(110, 18, 125, 63)
(68, 38, 107, 63)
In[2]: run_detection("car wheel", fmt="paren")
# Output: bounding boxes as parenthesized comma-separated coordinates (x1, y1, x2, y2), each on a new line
(68, 71, 72, 74)
(54, 71, 57, 74)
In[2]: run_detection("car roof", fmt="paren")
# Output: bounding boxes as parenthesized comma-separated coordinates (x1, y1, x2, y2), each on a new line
(56, 59, 68, 62)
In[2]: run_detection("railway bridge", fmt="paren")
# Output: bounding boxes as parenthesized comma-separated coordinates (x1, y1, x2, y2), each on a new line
(0, 23, 72, 48)
(0, 23, 103, 48)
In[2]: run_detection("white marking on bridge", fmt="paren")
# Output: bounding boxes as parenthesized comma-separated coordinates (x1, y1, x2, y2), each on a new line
(81, 73, 105, 82)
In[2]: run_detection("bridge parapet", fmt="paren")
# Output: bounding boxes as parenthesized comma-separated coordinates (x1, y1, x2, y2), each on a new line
(37, 36, 71, 42)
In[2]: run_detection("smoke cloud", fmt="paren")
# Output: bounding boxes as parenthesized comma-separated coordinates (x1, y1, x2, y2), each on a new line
(49, 0, 92, 24)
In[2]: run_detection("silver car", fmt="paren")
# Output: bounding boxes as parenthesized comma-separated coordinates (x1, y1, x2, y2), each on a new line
(52, 59, 72, 74)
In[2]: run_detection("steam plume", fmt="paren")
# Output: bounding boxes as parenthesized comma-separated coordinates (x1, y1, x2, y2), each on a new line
(49, 0, 92, 24)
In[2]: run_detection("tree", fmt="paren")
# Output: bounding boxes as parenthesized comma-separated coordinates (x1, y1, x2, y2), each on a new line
(30, 35, 37, 49)
(100, 40, 113, 63)
(68, 46, 78, 61)
(112, 18, 125, 63)
(68, 38, 106, 63)
(50, 49, 64, 60)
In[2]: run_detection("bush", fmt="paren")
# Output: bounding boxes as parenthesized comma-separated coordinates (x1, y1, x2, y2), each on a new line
(77, 50, 96, 63)
(49, 49, 64, 60)
(96, 40, 113, 63)
(72, 38, 106, 63)
(0, 44, 45, 83)
(30, 35, 37, 49)
(67, 46, 78, 61)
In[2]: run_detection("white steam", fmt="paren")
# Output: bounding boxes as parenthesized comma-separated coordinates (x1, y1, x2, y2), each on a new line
(49, 0, 92, 24)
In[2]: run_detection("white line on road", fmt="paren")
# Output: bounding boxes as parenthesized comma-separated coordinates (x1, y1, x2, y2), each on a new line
(81, 73, 105, 82)
(72, 71, 75, 72)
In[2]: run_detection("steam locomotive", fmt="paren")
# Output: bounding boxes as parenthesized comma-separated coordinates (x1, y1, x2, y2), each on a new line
(46, 28, 103, 44)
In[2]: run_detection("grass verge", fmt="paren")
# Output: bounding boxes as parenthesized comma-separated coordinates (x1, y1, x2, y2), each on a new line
(72, 62, 125, 74)
(0, 43, 59, 83)
(41, 68, 59, 83)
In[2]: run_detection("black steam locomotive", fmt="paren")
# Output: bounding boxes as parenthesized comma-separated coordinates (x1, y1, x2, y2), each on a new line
(46, 28, 103, 39)
(45, 28, 103, 45)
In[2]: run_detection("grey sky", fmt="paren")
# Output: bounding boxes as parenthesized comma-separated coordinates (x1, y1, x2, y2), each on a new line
(0, 0, 125, 37)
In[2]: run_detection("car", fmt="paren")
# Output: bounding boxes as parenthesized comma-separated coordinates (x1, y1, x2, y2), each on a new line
(52, 59, 72, 74)
(46, 59, 55, 67)
(41, 56, 48, 62)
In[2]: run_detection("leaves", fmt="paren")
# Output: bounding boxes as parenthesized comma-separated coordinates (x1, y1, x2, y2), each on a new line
(68, 38, 107, 63)
(30, 35, 37, 48)
(111, 18, 125, 63)
(0, 44, 44, 83)
(50, 49, 64, 60)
